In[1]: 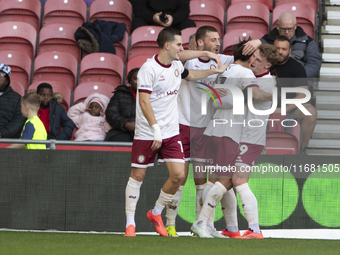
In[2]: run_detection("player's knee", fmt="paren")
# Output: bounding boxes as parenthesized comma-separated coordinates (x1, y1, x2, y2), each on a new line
(130, 171, 145, 182)
(232, 177, 247, 188)
(170, 172, 186, 186)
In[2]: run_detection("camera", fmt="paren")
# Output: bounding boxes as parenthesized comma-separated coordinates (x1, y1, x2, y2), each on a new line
(159, 12, 168, 23)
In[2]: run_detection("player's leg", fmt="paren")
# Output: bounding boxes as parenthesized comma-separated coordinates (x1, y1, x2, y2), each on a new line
(193, 161, 206, 218)
(220, 187, 240, 238)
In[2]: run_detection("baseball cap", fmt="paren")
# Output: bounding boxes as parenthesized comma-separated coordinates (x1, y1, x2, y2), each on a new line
(0, 63, 11, 86)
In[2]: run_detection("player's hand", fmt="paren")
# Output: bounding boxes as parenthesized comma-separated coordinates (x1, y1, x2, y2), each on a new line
(163, 14, 173, 27)
(151, 124, 162, 151)
(215, 64, 229, 74)
(215, 88, 227, 98)
(242, 39, 261, 56)
(125, 121, 135, 132)
(206, 52, 222, 67)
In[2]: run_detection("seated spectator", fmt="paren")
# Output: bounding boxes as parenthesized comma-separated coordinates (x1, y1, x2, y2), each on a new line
(243, 11, 322, 77)
(270, 35, 317, 151)
(7, 91, 47, 150)
(188, 33, 197, 50)
(68, 93, 110, 141)
(0, 63, 26, 139)
(36, 83, 75, 140)
(131, 0, 196, 33)
(105, 68, 138, 142)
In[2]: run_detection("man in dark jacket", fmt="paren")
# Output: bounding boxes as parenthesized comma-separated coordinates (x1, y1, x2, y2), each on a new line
(0, 63, 26, 138)
(105, 68, 139, 142)
(131, 0, 196, 32)
(243, 12, 322, 78)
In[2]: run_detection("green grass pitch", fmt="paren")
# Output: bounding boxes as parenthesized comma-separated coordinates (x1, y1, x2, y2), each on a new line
(0, 231, 338, 255)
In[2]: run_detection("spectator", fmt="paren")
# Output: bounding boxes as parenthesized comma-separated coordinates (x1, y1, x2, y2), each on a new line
(7, 91, 47, 150)
(270, 35, 317, 151)
(188, 33, 197, 50)
(131, 0, 196, 33)
(36, 83, 75, 140)
(243, 12, 322, 77)
(67, 93, 110, 141)
(0, 63, 26, 139)
(105, 68, 139, 142)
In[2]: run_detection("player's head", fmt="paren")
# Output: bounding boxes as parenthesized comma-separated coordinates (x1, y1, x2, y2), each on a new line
(232, 39, 253, 62)
(37, 83, 53, 106)
(196, 26, 220, 53)
(157, 27, 183, 60)
(188, 33, 197, 50)
(127, 68, 139, 92)
(21, 91, 42, 117)
(273, 35, 291, 64)
(249, 44, 279, 75)
(277, 12, 296, 39)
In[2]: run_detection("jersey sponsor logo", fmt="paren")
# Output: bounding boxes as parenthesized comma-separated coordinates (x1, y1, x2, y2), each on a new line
(174, 69, 179, 77)
(137, 155, 145, 163)
(156, 90, 178, 99)
(159, 75, 165, 81)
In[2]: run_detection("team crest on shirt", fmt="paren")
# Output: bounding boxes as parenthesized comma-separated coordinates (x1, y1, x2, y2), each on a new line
(137, 155, 145, 163)
(174, 69, 179, 77)
(210, 64, 217, 69)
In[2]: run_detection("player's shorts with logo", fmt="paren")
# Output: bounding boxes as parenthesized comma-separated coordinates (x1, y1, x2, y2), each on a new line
(235, 142, 264, 167)
(206, 136, 239, 177)
(131, 135, 185, 168)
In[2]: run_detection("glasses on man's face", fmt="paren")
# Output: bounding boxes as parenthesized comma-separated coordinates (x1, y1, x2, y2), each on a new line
(279, 27, 295, 32)
(0, 71, 6, 77)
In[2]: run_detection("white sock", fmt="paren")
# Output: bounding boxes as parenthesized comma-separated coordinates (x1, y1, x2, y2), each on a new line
(152, 189, 175, 216)
(198, 182, 226, 224)
(235, 183, 260, 234)
(221, 188, 239, 232)
(165, 185, 184, 227)
(125, 177, 142, 228)
(195, 184, 205, 220)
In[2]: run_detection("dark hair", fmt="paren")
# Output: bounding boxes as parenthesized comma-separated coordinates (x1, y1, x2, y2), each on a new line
(232, 39, 252, 61)
(22, 91, 43, 111)
(274, 35, 291, 48)
(195, 26, 218, 43)
(157, 27, 181, 48)
(37, 83, 53, 94)
(258, 44, 279, 66)
(127, 68, 139, 84)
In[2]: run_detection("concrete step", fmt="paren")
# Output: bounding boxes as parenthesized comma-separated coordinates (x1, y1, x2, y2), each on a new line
(325, 0, 340, 6)
(327, 10, 340, 25)
(322, 25, 340, 34)
(305, 148, 340, 156)
(315, 91, 340, 110)
(316, 110, 340, 118)
(316, 81, 340, 91)
(322, 37, 340, 53)
(319, 63, 340, 81)
(322, 53, 340, 62)
(312, 124, 340, 139)
(317, 119, 340, 125)
(308, 139, 340, 149)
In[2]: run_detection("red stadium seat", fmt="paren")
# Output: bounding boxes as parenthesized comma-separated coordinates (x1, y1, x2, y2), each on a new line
(32, 51, 78, 90)
(0, 0, 41, 32)
(128, 26, 163, 60)
(42, 0, 87, 28)
(189, 0, 225, 37)
(73, 82, 115, 105)
(89, 0, 132, 34)
(79, 53, 124, 88)
(181, 27, 198, 50)
(28, 81, 72, 110)
(226, 2, 270, 35)
(191, 0, 227, 11)
(10, 80, 25, 96)
(230, 0, 273, 10)
(126, 54, 152, 83)
(275, 0, 318, 13)
(0, 21, 37, 60)
(272, 3, 315, 39)
(222, 29, 265, 55)
(38, 23, 80, 62)
(0, 50, 31, 90)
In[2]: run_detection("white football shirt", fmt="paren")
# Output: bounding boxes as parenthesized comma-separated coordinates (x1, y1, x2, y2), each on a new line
(134, 55, 184, 140)
(203, 64, 258, 143)
(177, 54, 234, 127)
(240, 71, 276, 145)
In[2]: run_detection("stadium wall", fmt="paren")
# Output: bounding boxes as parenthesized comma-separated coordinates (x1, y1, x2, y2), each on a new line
(0, 149, 339, 232)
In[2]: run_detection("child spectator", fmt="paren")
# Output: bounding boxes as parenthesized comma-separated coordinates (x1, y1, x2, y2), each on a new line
(36, 83, 75, 140)
(105, 68, 138, 142)
(7, 91, 47, 149)
(67, 93, 110, 141)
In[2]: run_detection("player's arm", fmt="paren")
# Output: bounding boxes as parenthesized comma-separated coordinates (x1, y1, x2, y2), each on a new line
(139, 92, 162, 151)
(184, 64, 229, 81)
(248, 86, 273, 101)
(242, 39, 262, 55)
(180, 50, 221, 67)
(285, 85, 309, 113)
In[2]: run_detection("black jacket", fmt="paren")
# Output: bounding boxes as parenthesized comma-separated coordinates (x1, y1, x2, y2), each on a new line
(0, 86, 26, 138)
(48, 99, 75, 140)
(105, 85, 136, 140)
(260, 26, 322, 78)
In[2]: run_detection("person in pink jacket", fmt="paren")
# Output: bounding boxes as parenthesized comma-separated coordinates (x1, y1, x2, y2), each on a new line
(67, 93, 111, 141)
